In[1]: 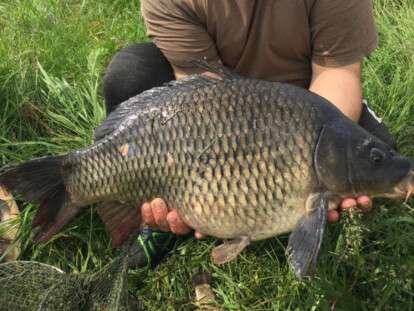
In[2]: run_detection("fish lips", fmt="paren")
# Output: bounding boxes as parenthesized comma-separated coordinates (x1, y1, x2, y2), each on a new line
(383, 164, 414, 201)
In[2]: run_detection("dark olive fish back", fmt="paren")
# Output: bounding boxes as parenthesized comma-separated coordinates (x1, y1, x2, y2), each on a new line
(65, 77, 324, 240)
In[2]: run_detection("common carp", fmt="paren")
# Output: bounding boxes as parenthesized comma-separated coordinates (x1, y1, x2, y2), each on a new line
(0, 64, 413, 278)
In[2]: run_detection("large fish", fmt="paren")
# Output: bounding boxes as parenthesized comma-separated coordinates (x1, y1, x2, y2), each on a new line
(0, 64, 413, 278)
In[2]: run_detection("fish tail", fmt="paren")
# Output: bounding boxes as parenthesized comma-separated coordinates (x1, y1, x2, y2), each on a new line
(0, 155, 80, 243)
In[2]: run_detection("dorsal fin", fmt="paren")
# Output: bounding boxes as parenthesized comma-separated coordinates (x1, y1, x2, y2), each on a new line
(190, 59, 240, 80)
(94, 88, 164, 141)
(94, 74, 217, 141)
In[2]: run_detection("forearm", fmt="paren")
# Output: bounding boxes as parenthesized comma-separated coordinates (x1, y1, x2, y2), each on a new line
(309, 62, 363, 122)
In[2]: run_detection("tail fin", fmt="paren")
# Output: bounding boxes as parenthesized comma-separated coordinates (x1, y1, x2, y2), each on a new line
(0, 156, 80, 243)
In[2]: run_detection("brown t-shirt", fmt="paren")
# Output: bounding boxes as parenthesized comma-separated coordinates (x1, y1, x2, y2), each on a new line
(141, 0, 378, 88)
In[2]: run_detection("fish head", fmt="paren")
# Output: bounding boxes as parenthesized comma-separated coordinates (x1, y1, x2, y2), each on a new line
(347, 139, 413, 200)
(315, 122, 413, 201)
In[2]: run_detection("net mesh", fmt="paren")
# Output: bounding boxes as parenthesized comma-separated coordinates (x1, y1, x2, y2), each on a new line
(0, 242, 141, 311)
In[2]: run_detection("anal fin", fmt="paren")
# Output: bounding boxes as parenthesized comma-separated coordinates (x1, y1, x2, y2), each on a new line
(211, 236, 250, 265)
(97, 202, 142, 247)
(286, 192, 328, 279)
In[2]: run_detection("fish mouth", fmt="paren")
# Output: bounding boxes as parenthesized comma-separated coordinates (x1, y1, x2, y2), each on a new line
(391, 169, 414, 202)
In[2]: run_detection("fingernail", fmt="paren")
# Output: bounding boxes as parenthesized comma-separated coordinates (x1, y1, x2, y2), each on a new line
(195, 231, 205, 239)
(327, 211, 340, 223)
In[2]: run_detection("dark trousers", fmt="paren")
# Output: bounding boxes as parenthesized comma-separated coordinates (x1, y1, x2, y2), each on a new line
(103, 42, 175, 114)
(103, 43, 396, 148)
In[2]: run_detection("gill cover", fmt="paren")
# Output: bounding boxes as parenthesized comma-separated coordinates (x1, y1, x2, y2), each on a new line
(314, 125, 352, 194)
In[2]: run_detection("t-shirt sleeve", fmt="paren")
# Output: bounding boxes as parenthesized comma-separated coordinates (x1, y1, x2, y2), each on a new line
(141, 0, 219, 70)
(310, 0, 378, 67)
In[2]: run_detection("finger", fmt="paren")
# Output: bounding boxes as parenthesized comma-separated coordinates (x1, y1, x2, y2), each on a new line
(356, 196, 372, 213)
(166, 210, 191, 235)
(141, 202, 156, 227)
(340, 198, 357, 210)
(151, 198, 170, 232)
(327, 210, 340, 223)
(195, 231, 206, 239)
(0, 208, 10, 221)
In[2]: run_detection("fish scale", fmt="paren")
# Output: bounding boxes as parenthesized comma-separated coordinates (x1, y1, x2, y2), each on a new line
(63, 77, 320, 240)
(2, 66, 413, 278)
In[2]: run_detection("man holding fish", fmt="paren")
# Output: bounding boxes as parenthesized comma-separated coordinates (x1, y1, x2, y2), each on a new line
(100, 0, 397, 266)
(0, 0, 404, 270)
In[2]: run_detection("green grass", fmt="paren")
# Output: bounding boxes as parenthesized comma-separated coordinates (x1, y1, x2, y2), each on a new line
(0, 0, 413, 310)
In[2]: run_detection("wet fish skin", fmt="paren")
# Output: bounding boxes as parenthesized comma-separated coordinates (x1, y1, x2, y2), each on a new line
(66, 77, 321, 241)
(1, 68, 412, 278)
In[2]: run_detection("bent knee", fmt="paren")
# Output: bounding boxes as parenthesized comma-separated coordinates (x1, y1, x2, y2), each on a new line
(103, 43, 174, 113)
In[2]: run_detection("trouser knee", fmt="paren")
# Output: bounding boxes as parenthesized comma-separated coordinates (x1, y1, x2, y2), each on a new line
(103, 42, 174, 113)
(359, 102, 397, 149)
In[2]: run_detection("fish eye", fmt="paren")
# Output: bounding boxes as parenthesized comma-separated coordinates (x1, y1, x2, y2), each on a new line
(370, 148, 386, 164)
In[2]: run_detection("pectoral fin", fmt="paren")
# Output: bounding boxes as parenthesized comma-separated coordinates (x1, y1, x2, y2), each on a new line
(211, 236, 250, 264)
(286, 192, 328, 279)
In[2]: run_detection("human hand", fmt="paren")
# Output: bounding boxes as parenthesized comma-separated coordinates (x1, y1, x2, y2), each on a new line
(141, 195, 373, 238)
(141, 198, 206, 239)
(328, 195, 372, 223)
